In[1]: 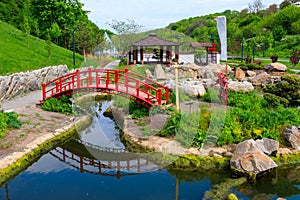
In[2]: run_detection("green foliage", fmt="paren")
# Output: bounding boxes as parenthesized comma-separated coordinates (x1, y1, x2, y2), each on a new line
(0, 112, 7, 139)
(41, 96, 72, 114)
(0, 111, 23, 139)
(202, 88, 220, 103)
(128, 101, 149, 119)
(4, 112, 22, 129)
(188, 91, 300, 147)
(159, 112, 181, 137)
(263, 74, 300, 107)
(166, 5, 300, 62)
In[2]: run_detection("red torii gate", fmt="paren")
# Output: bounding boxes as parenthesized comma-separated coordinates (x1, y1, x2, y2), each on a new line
(41, 68, 169, 108)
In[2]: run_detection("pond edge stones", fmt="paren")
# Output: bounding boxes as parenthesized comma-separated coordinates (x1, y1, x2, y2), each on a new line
(230, 138, 279, 176)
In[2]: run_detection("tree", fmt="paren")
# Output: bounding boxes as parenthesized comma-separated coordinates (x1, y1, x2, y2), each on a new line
(275, 4, 300, 34)
(106, 19, 143, 54)
(30, 0, 87, 48)
(249, 0, 264, 13)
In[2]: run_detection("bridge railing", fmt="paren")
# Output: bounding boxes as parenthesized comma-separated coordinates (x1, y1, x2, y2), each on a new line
(42, 68, 169, 107)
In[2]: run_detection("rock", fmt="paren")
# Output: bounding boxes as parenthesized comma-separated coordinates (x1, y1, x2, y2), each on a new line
(145, 69, 153, 78)
(284, 126, 300, 150)
(246, 70, 256, 77)
(0, 65, 69, 101)
(179, 81, 206, 97)
(277, 148, 292, 155)
(154, 64, 166, 80)
(234, 67, 245, 80)
(228, 81, 254, 92)
(250, 72, 270, 86)
(202, 70, 214, 79)
(264, 64, 274, 72)
(230, 139, 278, 175)
(255, 138, 279, 156)
(265, 62, 287, 72)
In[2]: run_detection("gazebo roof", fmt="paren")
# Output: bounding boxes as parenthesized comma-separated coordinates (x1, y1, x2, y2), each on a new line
(132, 33, 180, 47)
(190, 42, 214, 48)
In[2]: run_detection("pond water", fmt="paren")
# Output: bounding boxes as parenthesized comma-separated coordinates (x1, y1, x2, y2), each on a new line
(1, 101, 300, 200)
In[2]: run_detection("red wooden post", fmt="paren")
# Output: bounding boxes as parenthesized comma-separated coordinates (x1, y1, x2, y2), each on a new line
(59, 78, 62, 92)
(42, 83, 46, 100)
(76, 70, 81, 88)
(157, 88, 162, 105)
(96, 71, 99, 87)
(56, 82, 59, 93)
(80, 156, 84, 172)
(98, 160, 102, 173)
(106, 70, 110, 88)
(125, 68, 129, 93)
(115, 71, 119, 91)
(165, 86, 169, 103)
(136, 80, 139, 97)
(88, 68, 92, 86)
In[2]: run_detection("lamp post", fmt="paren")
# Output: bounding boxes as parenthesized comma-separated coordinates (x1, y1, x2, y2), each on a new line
(173, 63, 180, 112)
(72, 28, 77, 67)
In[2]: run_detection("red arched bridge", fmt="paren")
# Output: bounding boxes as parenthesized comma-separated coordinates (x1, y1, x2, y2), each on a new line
(41, 68, 170, 108)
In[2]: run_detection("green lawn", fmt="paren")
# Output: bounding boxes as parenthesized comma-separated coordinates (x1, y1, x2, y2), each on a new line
(0, 21, 84, 75)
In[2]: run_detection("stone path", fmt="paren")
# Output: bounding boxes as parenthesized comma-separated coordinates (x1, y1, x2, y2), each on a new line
(2, 90, 41, 111)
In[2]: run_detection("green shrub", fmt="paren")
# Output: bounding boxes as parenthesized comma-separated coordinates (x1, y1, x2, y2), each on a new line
(263, 74, 300, 107)
(264, 93, 289, 107)
(4, 112, 22, 129)
(41, 96, 72, 114)
(0, 112, 7, 139)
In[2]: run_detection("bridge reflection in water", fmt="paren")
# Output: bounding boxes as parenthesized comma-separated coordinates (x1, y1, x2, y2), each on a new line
(49, 101, 161, 178)
(50, 143, 160, 179)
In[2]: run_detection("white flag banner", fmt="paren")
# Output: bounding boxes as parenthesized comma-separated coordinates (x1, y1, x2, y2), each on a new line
(215, 16, 227, 61)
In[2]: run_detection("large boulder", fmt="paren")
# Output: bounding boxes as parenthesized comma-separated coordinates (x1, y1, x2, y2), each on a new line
(264, 63, 287, 72)
(246, 70, 256, 77)
(179, 81, 206, 97)
(145, 69, 153, 78)
(230, 139, 278, 175)
(250, 72, 270, 86)
(255, 138, 279, 156)
(284, 126, 300, 150)
(228, 81, 254, 92)
(234, 67, 246, 81)
(154, 64, 166, 80)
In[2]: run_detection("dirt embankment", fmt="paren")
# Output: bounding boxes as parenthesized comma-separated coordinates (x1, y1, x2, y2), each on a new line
(0, 105, 73, 160)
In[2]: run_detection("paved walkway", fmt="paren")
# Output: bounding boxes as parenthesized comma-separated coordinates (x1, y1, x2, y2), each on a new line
(2, 90, 41, 111)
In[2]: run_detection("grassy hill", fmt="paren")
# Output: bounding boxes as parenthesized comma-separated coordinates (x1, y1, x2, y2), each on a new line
(0, 21, 84, 76)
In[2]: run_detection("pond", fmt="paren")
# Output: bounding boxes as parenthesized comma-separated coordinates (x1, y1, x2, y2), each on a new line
(1, 101, 300, 200)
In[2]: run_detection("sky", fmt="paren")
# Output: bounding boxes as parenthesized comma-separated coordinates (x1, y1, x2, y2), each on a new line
(80, 0, 282, 32)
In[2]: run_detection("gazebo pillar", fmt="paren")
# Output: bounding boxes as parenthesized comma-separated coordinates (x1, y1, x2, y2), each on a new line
(140, 47, 144, 65)
(175, 46, 179, 63)
(166, 46, 171, 63)
(160, 46, 164, 63)
(128, 48, 132, 64)
(133, 46, 138, 65)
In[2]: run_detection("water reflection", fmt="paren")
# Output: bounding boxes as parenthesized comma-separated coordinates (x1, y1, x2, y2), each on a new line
(2, 100, 300, 199)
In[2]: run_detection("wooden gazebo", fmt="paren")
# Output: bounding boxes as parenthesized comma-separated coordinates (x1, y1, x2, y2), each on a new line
(191, 42, 218, 64)
(129, 33, 180, 65)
